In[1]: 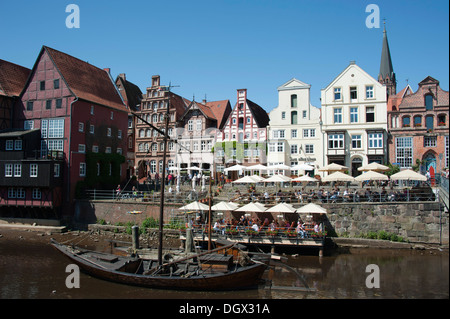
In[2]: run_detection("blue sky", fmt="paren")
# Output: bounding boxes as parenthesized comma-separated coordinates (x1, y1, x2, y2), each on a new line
(1, 0, 448, 112)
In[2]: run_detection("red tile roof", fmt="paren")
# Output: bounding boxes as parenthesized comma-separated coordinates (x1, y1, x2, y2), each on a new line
(387, 85, 413, 111)
(0, 59, 31, 97)
(205, 100, 232, 129)
(44, 46, 126, 111)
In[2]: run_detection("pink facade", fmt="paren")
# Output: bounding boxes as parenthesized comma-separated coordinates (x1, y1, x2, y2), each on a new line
(15, 46, 128, 217)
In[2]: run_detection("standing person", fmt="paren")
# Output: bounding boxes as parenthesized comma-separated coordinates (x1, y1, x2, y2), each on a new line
(116, 184, 121, 198)
(132, 186, 137, 200)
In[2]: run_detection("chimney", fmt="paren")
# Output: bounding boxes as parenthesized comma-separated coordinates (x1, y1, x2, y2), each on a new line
(119, 73, 126, 81)
(104, 68, 111, 74)
(152, 75, 160, 87)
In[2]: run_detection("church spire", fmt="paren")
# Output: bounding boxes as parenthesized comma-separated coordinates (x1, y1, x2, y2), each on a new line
(378, 22, 396, 96)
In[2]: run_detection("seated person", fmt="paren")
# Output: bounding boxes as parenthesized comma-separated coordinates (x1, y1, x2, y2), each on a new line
(296, 223, 306, 238)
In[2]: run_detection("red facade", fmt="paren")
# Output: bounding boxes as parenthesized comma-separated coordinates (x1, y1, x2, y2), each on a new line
(14, 46, 128, 217)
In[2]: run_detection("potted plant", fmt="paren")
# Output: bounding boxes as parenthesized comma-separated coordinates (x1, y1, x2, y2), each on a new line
(245, 229, 258, 237)
(266, 230, 278, 236)
(283, 230, 297, 237)
(226, 228, 239, 236)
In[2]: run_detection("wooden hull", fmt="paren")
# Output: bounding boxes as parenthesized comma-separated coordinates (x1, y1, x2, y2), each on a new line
(51, 240, 267, 291)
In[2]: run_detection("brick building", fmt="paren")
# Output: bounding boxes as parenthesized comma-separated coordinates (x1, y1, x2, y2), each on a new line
(387, 76, 449, 180)
(14, 46, 128, 218)
(134, 75, 188, 181)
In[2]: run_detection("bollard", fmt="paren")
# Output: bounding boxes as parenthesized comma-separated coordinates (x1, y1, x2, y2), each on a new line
(132, 225, 139, 250)
(185, 228, 194, 252)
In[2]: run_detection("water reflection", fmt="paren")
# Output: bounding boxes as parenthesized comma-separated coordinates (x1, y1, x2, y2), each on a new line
(0, 237, 447, 299)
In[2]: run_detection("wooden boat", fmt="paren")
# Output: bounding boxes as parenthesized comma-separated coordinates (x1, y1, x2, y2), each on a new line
(51, 88, 269, 291)
(51, 239, 267, 291)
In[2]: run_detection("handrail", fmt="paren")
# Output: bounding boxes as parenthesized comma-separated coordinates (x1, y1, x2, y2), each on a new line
(188, 224, 326, 240)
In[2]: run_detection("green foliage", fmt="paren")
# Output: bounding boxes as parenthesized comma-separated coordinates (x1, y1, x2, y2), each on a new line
(141, 217, 159, 230)
(213, 141, 266, 160)
(386, 163, 400, 177)
(357, 230, 405, 242)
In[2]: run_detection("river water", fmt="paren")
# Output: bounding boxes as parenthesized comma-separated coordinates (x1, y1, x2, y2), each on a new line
(0, 230, 448, 300)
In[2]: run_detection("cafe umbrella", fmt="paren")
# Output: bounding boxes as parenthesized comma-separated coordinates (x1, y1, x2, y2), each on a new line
(318, 163, 349, 173)
(354, 170, 389, 182)
(358, 162, 390, 172)
(321, 171, 355, 183)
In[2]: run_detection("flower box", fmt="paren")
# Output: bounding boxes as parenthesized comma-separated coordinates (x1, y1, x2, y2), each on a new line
(245, 229, 258, 236)
(283, 230, 297, 237)
(266, 230, 278, 236)
(225, 228, 239, 236)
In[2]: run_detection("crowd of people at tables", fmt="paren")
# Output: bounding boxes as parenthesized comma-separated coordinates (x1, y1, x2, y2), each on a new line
(231, 185, 431, 203)
(187, 214, 327, 238)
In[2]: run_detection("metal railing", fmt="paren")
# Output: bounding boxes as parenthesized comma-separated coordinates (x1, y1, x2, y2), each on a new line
(186, 224, 326, 241)
(83, 189, 205, 203)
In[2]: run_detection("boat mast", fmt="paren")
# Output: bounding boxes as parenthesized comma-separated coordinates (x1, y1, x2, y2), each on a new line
(157, 83, 177, 266)
(208, 175, 212, 251)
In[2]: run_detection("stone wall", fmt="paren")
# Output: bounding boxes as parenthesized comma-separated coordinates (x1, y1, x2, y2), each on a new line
(74, 199, 448, 245)
(322, 202, 448, 245)
(74, 200, 183, 225)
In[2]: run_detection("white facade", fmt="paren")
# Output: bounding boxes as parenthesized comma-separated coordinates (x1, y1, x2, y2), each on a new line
(267, 78, 323, 175)
(320, 62, 388, 176)
(173, 102, 216, 174)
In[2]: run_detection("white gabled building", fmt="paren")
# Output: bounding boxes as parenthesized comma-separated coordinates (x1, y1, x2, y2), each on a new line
(320, 61, 388, 176)
(267, 78, 322, 176)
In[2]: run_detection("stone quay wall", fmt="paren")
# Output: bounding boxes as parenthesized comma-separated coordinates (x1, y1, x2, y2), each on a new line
(74, 200, 448, 245)
(322, 202, 448, 245)
(74, 200, 184, 226)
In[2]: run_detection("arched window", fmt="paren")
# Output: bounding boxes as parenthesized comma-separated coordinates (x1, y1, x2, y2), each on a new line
(152, 114, 158, 122)
(146, 129, 151, 137)
(291, 111, 297, 125)
(402, 116, 410, 127)
(139, 129, 144, 138)
(413, 115, 422, 127)
(291, 94, 297, 108)
(425, 94, 433, 110)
